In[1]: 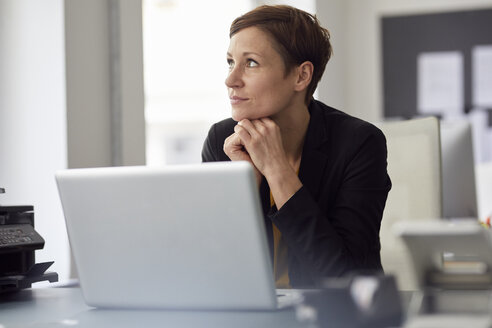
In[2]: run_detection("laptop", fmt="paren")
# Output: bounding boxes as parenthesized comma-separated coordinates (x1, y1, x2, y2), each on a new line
(55, 161, 299, 310)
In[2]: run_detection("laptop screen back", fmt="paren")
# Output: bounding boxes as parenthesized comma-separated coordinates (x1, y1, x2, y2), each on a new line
(55, 162, 277, 310)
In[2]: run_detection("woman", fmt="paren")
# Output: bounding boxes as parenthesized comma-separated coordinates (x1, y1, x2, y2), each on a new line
(202, 5, 391, 288)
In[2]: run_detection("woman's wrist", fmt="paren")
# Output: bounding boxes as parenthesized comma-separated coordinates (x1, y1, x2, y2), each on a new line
(265, 165, 302, 209)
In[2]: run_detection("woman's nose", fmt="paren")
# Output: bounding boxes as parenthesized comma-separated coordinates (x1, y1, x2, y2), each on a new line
(225, 66, 244, 88)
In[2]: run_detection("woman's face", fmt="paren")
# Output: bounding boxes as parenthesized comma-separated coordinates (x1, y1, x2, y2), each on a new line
(226, 27, 298, 121)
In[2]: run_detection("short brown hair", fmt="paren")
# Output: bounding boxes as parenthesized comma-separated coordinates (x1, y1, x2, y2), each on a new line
(230, 5, 332, 104)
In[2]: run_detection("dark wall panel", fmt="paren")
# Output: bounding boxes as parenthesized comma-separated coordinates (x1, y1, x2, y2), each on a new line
(382, 9, 492, 119)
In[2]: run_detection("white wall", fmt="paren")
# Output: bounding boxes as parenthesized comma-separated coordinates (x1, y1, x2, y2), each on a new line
(65, 0, 145, 169)
(64, 1, 112, 168)
(316, 0, 347, 111)
(317, 0, 492, 122)
(0, 0, 69, 281)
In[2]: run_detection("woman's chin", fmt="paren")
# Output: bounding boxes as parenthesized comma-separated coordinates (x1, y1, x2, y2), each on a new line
(231, 110, 262, 122)
(231, 111, 247, 122)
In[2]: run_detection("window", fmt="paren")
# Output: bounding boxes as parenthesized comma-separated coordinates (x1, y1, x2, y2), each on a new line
(143, 0, 316, 165)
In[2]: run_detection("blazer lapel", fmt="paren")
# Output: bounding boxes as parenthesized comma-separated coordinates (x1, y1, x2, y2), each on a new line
(299, 101, 331, 199)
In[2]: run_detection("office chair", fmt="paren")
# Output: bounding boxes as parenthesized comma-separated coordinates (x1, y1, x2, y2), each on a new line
(375, 117, 442, 290)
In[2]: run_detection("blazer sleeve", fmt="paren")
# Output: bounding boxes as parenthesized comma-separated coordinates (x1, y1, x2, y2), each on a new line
(270, 124, 391, 284)
(202, 119, 235, 163)
(202, 123, 218, 162)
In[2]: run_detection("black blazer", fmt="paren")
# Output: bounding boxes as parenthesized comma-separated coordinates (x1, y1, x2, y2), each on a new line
(201, 100, 391, 287)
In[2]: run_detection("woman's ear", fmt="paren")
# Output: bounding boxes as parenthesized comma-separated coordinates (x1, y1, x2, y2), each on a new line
(294, 61, 314, 92)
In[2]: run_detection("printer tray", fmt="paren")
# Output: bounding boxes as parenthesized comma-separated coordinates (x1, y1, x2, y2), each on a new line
(0, 261, 58, 293)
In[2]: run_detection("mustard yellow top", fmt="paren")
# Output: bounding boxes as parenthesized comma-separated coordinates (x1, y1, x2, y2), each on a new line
(270, 192, 291, 289)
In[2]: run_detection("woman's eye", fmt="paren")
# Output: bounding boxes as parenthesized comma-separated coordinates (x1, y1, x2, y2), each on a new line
(227, 59, 234, 69)
(246, 59, 259, 67)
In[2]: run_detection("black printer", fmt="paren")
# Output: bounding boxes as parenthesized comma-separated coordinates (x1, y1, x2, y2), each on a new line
(0, 187, 58, 293)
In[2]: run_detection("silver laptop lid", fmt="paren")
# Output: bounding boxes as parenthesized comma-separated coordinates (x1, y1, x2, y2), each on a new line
(55, 161, 277, 310)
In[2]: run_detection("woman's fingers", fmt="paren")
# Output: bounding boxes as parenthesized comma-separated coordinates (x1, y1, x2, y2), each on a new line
(233, 124, 251, 144)
(223, 131, 263, 187)
(224, 133, 247, 160)
(238, 119, 269, 137)
(224, 132, 240, 149)
(250, 119, 268, 135)
(231, 118, 286, 177)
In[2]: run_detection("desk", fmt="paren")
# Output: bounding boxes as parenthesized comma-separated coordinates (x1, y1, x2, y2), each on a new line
(2, 287, 492, 328)
(0, 287, 308, 328)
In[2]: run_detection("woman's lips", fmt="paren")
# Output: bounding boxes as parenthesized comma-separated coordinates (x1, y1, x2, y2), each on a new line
(230, 96, 248, 105)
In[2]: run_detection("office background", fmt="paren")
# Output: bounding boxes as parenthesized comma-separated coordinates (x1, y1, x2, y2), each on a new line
(382, 9, 492, 163)
(1, 0, 492, 284)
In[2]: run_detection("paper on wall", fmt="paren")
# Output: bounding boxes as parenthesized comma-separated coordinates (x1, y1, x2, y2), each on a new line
(472, 45, 492, 108)
(417, 51, 464, 116)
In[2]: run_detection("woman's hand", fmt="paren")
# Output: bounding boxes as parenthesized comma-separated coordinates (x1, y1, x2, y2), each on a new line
(232, 118, 303, 208)
(233, 118, 288, 177)
(223, 131, 263, 186)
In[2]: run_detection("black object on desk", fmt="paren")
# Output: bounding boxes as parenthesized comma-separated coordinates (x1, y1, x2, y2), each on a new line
(295, 274, 403, 328)
(0, 188, 58, 293)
